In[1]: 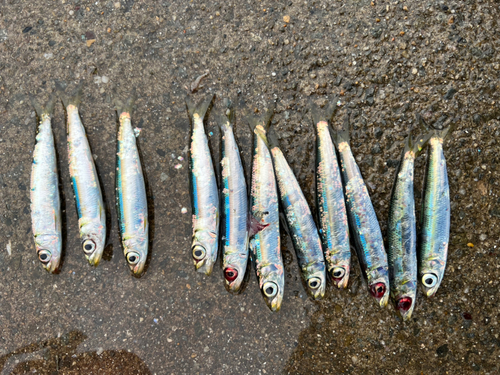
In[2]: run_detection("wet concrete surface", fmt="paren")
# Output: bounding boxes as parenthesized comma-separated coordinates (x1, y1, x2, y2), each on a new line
(0, 0, 499, 374)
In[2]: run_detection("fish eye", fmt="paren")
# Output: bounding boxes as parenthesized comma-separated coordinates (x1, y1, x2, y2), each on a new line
(224, 267, 238, 282)
(126, 252, 140, 265)
(192, 245, 206, 261)
(82, 239, 96, 254)
(38, 250, 51, 264)
(262, 281, 278, 298)
(332, 267, 346, 279)
(397, 297, 413, 312)
(422, 273, 438, 288)
(370, 282, 386, 298)
(308, 277, 321, 290)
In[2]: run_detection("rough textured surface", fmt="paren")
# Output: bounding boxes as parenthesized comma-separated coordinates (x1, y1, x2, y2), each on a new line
(0, 0, 499, 374)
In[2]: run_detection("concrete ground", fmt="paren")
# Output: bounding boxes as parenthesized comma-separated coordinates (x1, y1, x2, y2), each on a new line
(0, 0, 499, 374)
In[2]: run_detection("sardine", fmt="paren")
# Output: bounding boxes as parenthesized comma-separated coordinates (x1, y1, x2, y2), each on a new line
(219, 105, 249, 293)
(268, 132, 326, 300)
(115, 95, 148, 275)
(419, 121, 454, 297)
(57, 82, 106, 266)
(333, 117, 389, 307)
(311, 102, 350, 288)
(187, 95, 219, 275)
(388, 133, 430, 320)
(247, 105, 284, 311)
(29, 93, 62, 273)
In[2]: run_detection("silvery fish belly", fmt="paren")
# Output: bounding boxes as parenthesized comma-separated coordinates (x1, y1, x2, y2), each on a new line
(116, 111, 148, 275)
(249, 124, 283, 311)
(419, 136, 450, 297)
(66, 104, 106, 266)
(315, 120, 350, 288)
(220, 113, 249, 293)
(30, 110, 62, 273)
(271, 146, 325, 300)
(388, 146, 418, 320)
(187, 96, 219, 276)
(337, 140, 389, 307)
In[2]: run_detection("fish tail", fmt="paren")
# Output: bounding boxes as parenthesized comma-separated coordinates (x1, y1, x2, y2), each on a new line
(55, 80, 84, 108)
(29, 91, 56, 118)
(246, 101, 275, 133)
(217, 99, 235, 132)
(186, 94, 215, 121)
(331, 114, 350, 146)
(266, 128, 281, 150)
(417, 113, 456, 141)
(114, 89, 136, 116)
(309, 98, 337, 126)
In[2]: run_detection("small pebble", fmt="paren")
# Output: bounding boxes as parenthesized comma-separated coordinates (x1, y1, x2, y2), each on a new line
(101, 76, 109, 84)
(412, 68, 418, 74)
(114, 2, 121, 8)
(174, 164, 182, 170)
(283, 15, 290, 23)
(160, 172, 168, 182)
(479, 234, 487, 241)
(467, 243, 474, 248)
(181, 207, 187, 214)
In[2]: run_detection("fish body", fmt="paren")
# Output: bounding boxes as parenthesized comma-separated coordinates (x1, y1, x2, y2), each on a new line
(269, 136, 325, 300)
(248, 110, 284, 311)
(419, 133, 451, 297)
(335, 125, 389, 307)
(116, 98, 148, 276)
(388, 135, 429, 320)
(187, 95, 219, 275)
(30, 95, 62, 273)
(314, 119, 350, 288)
(59, 83, 106, 266)
(220, 108, 249, 293)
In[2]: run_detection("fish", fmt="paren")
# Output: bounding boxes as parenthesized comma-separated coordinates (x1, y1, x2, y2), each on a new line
(333, 117, 389, 307)
(268, 131, 326, 300)
(219, 104, 249, 293)
(56, 82, 106, 266)
(115, 94, 148, 275)
(419, 118, 455, 297)
(311, 102, 350, 288)
(247, 104, 284, 311)
(186, 95, 219, 276)
(29, 93, 62, 273)
(388, 132, 430, 320)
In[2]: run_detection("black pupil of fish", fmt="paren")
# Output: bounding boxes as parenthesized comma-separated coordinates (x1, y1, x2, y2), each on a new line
(40, 254, 48, 261)
(227, 271, 234, 277)
(426, 278, 433, 285)
(129, 256, 136, 262)
(85, 244, 93, 251)
(310, 281, 317, 288)
(265, 287, 274, 295)
(194, 250, 203, 257)
(377, 287, 383, 294)
(334, 271, 342, 277)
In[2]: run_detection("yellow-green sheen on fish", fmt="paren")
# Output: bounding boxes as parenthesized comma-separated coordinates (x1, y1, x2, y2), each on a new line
(116, 99, 148, 276)
(58, 82, 106, 266)
(30, 94, 62, 273)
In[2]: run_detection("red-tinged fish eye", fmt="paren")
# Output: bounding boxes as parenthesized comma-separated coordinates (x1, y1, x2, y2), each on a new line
(397, 297, 412, 312)
(370, 282, 386, 299)
(224, 267, 238, 282)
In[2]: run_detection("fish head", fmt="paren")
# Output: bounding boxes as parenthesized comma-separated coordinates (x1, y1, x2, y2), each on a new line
(80, 221, 105, 266)
(420, 257, 446, 297)
(368, 268, 390, 307)
(329, 263, 350, 289)
(34, 234, 61, 273)
(258, 264, 284, 312)
(123, 235, 148, 275)
(394, 281, 417, 321)
(191, 230, 218, 275)
(304, 262, 326, 300)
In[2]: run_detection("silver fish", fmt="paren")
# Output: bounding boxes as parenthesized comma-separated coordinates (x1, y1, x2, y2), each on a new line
(247, 106, 284, 311)
(334, 118, 389, 307)
(30, 93, 62, 273)
(57, 82, 106, 266)
(115, 95, 148, 275)
(268, 132, 326, 300)
(187, 95, 219, 275)
(219, 106, 249, 293)
(419, 122, 454, 297)
(311, 102, 350, 288)
(388, 133, 429, 320)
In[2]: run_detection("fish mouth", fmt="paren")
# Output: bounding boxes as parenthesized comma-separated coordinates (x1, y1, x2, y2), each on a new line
(396, 297, 415, 321)
(86, 253, 102, 267)
(195, 259, 214, 276)
(129, 261, 145, 276)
